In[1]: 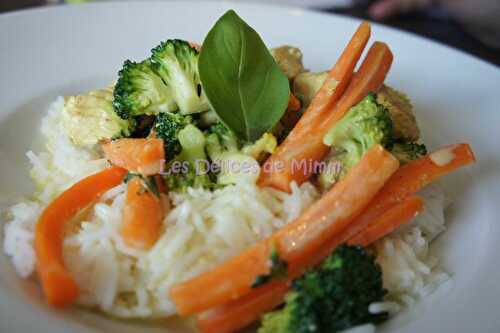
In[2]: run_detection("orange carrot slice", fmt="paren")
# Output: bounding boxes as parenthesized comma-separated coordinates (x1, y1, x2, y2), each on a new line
(102, 138, 165, 176)
(348, 195, 423, 247)
(121, 176, 166, 250)
(170, 144, 399, 315)
(35, 166, 127, 307)
(260, 40, 393, 192)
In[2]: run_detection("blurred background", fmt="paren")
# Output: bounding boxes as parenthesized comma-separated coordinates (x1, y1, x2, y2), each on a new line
(1, 0, 499, 66)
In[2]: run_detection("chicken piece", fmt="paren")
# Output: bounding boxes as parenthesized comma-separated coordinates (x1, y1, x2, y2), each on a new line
(292, 71, 330, 108)
(377, 85, 420, 142)
(62, 86, 134, 146)
(270, 45, 305, 80)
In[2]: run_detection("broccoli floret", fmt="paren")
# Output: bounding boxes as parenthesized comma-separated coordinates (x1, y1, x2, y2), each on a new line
(113, 59, 177, 119)
(258, 245, 388, 333)
(391, 142, 427, 164)
(205, 122, 241, 160)
(258, 294, 297, 333)
(176, 124, 207, 164)
(321, 93, 393, 188)
(164, 124, 214, 192)
(61, 86, 135, 146)
(205, 123, 268, 185)
(154, 112, 193, 159)
(151, 39, 209, 115)
(164, 164, 215, 192)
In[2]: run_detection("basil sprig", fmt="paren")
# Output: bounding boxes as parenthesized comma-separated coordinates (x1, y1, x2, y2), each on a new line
(199, 10, 290, 142)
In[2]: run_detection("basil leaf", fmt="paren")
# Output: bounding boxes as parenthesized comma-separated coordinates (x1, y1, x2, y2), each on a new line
(199, 10, 290, 142)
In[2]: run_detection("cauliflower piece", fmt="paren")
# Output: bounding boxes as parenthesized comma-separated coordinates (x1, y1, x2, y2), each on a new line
(377, 85, 420, 142)
(270, 45, 305, 80)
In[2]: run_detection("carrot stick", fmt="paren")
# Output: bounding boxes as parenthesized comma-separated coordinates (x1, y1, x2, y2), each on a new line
(101, 138, 165, 176)
(197, 282, 289, 333)
(260, 40, 393, 192)
(298, 143, 475, 271)
(333, 143, 475, 243)
(348, 195, 423, 247)
(259, 22, 372, 192)
(194, 143, 475, 332)
(121, 176, 166, 250)
(170, 144, 399, 315)
(35, 166, 127, 307)
(370, 143, 475, 213)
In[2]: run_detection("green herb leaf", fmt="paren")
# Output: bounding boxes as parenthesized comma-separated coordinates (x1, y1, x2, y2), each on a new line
(199, 10, 290, 142)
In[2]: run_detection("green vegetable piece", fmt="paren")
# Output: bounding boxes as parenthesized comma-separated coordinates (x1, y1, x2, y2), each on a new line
(205, 122, 258, 185)
(205, 122, 241, 161)
(154, 112, 193, 160)
(164, 165, 215, 193)
(258, 245, 388, 333)
(151, 39, 209, 115)
(391, 141, 427, 164)
(177, 124, 207, 165)
(199, 10, 290, 141)
(113, 59, 176, 119)
(164, 124, 215, 192)
(320, 93, 393, 189)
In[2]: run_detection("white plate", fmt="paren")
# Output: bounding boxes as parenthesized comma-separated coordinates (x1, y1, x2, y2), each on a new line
(1, 1, 499, 332)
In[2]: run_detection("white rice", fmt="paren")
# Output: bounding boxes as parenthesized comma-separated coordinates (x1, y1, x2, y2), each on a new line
(62, 179, 319, 317)
(2, 98, 451, 321)
(373, 183, 449, 306)
(27, 97, 108, 204)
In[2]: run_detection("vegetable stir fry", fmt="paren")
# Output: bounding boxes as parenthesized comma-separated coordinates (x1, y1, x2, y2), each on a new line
(17, 9, 476, 333)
